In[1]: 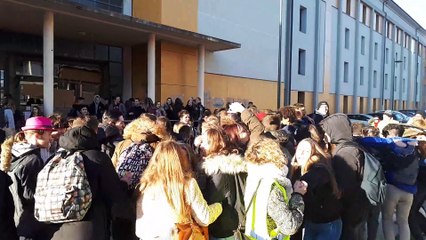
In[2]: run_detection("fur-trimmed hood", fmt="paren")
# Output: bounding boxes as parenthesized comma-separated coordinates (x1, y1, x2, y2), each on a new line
(202, 153, 247, 176)
(246, 162, 293, 196)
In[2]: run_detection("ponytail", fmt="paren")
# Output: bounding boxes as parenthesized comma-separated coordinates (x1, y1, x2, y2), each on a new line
(1, 131, 26, 172)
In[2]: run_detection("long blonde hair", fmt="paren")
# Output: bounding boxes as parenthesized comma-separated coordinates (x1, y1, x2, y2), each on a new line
(138, 140, 193, 222)
(0, 131, 35, 171)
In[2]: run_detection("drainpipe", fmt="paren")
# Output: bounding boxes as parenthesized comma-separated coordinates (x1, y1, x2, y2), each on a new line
(284, 0, 294, 106)
(380, 0, 388, 110)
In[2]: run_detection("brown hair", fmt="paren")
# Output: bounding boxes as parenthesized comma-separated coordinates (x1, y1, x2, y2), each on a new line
(245, 137, 287, 170)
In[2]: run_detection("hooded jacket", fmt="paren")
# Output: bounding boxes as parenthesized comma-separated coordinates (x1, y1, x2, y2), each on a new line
(8, 143, 48, 238)
(110, 127, 159, 240)
(320, 114, 369, 224)
(0, 170, 18, 240)
(201, 153, 247, 238)
(244, 162, 304, 239)
(49, 126, 127, 240)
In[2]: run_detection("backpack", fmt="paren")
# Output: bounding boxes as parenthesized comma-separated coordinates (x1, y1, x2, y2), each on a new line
(335, 141, 387, 206)
(34, 149, 92, 223)
(0, 107, 6, 128)
(116, 142, 153, 189)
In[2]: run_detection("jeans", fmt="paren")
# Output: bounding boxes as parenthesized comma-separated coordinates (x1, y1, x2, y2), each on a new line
(210, 236, 235, 240)
(366, 204, 381, 240)
(382, 184, 414, 240)
(303, 218, 342, 240)
(409, 182, 426, 240)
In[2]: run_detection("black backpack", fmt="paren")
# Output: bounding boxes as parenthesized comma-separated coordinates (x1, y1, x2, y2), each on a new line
(335, 141, 387, 206)
(0, 108, 6, 128)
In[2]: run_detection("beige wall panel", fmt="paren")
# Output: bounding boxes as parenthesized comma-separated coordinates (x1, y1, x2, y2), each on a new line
(205, 74, 277, 110)
(133, 0, 162, 24)
(161, 0, 198, 31)
(348, 96, 354, 113)
(304, 92, 314, 114)
(317, 93, 335, 114)
(160, 84, 197, 104)
(161, 42, 197, 87)
(290, 91, 298, 106)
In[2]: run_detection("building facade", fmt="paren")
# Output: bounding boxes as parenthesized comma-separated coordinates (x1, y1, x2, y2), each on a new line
(0, 0, 425, 115)
(199, 0, 426, 113)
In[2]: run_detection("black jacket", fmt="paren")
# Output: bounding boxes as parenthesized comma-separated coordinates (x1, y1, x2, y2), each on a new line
(49, 126, 127, 240)
(301, 164, 342, 223)
(320, 114, 369, 224)
(0, 170, 18, 240)
(201, 153, 247, 238)
(9, 144, 49, 239)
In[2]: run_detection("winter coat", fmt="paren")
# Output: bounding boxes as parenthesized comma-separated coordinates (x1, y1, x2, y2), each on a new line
(300, 164, 342, 223)
(110, 131, 157, 220)
(359, 137, 420, 194)
(109, 102, 126, 116)
(244, 162, 304, 239)
(8, 143, 49, 239)
(241, 109, 265, 146)
(88, 102, 105, 120)
(48, 126, 127, 240)
(0, 170, 18, 240)
(201, 153, 247, 238)
(320, 113, 369, 224)
(136, 178, 223, 239)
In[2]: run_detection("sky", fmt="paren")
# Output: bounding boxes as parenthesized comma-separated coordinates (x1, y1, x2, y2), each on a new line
(393, 0, 426, 29)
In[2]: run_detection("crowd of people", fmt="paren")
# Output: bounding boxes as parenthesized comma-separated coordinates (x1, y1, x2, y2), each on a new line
(0, 95, 425, 240)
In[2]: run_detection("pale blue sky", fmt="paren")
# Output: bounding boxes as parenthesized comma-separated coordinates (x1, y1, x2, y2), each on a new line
(393, 0, 426, 29)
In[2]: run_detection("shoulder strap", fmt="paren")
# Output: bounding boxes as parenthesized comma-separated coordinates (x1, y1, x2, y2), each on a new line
(245, 179, 262, 214)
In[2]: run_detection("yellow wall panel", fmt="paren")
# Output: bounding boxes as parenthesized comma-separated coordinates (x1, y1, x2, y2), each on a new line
(133, 0, 197, 31)
(160, 42, 197, 87)
(133, 0, 162, 24)
(205, 74, 277, 110)
(158, 42, 198, 103)
(132, 44, 148, 99)
(161, 0, 198, 31)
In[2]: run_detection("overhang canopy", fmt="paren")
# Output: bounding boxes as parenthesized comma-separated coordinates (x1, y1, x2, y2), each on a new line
(0, 0, 241, 51)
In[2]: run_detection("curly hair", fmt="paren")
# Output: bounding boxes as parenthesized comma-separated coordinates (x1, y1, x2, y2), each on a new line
(123, 113, 170, 143)
(245, 137, 287, 170)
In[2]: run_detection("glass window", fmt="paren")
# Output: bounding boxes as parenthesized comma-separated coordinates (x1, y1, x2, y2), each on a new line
(373, 70, 377, 88)
(345, 28, 350, 49)
(344, 62, 349, 83)
(360, 66, 364, 85)
(298, 49, 306, 75)
(385, 73, 388, 89)
(374, 42, 378, 60)
(299, 6, 307, 33)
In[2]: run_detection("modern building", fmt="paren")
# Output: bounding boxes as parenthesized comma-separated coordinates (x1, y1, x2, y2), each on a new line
(0, 0, 425, 115)
(199, 0, 426, 113)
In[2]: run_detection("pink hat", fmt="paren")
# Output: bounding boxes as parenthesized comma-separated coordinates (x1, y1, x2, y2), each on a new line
(21, 117, 54, 131)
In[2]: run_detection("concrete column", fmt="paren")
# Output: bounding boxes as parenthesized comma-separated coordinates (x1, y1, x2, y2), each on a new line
(147, 33, 156, 101)
(197, 45, 205, 105)
(122, 46, 132, 100)
(43, 12, 54, 116)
